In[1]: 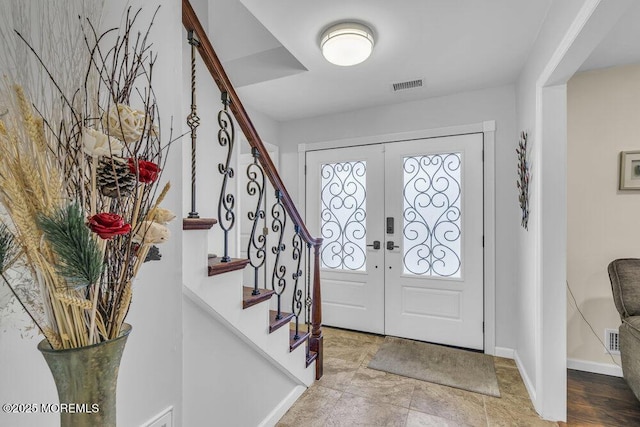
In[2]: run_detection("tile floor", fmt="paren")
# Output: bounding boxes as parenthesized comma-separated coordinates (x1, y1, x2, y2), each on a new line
(277, 327, 556, 427)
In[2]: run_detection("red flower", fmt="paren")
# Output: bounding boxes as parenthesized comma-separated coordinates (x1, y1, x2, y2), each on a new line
(88, 213, 132, 239)
(128, 158, 160, 184)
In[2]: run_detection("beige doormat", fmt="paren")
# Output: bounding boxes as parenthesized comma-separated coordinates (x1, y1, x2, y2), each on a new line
(368, 336, 500, 397)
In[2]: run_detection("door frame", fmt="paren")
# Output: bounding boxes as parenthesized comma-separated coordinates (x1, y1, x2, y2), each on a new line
(298, 121, 496, 354)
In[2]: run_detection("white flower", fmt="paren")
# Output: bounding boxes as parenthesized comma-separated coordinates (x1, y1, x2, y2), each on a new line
(82, 127, 124, 157)
(151, 207, 176, 224)
(133, 221, 170, 245)
(102, 104, 148, 144)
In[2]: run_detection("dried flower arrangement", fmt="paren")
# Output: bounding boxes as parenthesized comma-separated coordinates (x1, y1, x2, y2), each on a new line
(516, 131, 530, 230)
(0, 7, 175, 349)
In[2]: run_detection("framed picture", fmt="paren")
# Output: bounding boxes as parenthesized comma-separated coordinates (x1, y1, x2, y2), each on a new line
(620, 151, 640, 190)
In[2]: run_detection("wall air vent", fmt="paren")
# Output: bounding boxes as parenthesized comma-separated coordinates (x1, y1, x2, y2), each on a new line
(392, 79, 423, 92)
(605, 328, 620, 355)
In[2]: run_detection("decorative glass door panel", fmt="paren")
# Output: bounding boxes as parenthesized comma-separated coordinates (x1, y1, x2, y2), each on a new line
(402, 153, 462, 278)
(306, 146, 385, 334)
(320, 161, 367, 271)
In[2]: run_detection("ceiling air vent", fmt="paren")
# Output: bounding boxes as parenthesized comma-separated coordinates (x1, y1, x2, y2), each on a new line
(392, 79, 423, 92)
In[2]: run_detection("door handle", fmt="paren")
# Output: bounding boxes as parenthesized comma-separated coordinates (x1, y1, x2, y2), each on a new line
(367, 240, 381, 250)
(386, 241, 399, 250)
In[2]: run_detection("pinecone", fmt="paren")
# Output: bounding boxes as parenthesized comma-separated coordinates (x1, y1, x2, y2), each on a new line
(144, 245, 162, 262)
(97, 158, 136, 198)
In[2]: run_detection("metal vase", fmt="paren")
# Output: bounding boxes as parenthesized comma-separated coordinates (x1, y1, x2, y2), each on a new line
(37, 324, 132, 427)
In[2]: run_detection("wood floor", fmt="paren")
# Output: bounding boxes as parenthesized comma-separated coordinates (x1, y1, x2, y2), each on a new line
(562, 369, 640, 426)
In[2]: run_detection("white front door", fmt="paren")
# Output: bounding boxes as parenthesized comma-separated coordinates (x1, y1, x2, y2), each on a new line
(384, 134, 484, 349)
(306, 145, 385, 334)
(306, 133, 484, 350)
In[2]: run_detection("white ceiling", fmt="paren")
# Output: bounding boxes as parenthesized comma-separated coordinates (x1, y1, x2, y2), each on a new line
(211, 0, 555, 122)
(209, 1, 640, 122)
(579, 1, 640, 72)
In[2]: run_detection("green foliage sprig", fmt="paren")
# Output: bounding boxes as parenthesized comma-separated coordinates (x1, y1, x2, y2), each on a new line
(38, 203, 103, 288)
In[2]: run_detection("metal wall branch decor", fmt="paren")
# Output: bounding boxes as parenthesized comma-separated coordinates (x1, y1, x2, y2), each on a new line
(516, 131, 530, 230)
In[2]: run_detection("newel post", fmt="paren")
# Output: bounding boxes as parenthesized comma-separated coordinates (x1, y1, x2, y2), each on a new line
(310, 242, 323, 379)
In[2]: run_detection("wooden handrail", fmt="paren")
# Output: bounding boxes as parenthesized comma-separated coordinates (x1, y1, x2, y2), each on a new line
(182, 0, 321, 249)
(182, 0, 323, 380)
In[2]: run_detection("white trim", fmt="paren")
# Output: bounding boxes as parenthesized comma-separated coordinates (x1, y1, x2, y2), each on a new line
(298, 147, 306, 220)
(532, 0, 616, 421)
(141, 406, 173, 427)
(495, 347, 515, 360)
(567, 358, 623, 378)
(537, 1, 601, 88)
(299, 121, 497, 354)
(482, 120, 496, 132)
(515, 350, 537, 404)
(483, 125, 496, 355)
(301, 122, 490, 153)
(257, 385, 306, 427)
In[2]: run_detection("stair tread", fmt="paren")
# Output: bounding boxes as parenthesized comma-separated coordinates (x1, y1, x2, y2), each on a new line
(289, 329, 310, 352)
(208, 258, 249, 276)
(306, 350, 318, 367)
(242, 286, 275, 309)
(183, 217, 217, 230)
(269, 310, 294, 333)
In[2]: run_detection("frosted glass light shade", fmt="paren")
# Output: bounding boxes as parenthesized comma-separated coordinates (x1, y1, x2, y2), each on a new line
(320, 23, 374, 66)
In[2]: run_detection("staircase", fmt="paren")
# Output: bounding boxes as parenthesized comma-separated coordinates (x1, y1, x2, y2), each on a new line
(180, 0, 323, 424)
(183, 226, 316, 386)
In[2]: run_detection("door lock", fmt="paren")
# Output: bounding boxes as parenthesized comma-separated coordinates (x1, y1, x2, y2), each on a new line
(386, 241, 399, 250)
(366, 240, 381, 250)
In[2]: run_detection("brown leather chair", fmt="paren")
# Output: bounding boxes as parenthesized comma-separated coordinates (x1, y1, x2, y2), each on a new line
(608, 258, 640, 400)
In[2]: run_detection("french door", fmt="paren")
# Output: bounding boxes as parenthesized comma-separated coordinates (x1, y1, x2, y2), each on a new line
(306, 133, 484, 350)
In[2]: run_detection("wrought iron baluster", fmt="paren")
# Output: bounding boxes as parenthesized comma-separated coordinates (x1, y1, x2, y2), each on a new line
(247, 148, 266, 296)
(186, 30, 200, 218)
(306, 243, 312, 337)
(271, 190, 287, 319)
(291, 225, 304, 340)
(217, 91, 235, 262)
(263, 187, 269, 291)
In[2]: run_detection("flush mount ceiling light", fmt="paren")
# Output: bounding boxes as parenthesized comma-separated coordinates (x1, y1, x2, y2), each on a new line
(320, 22, 375, 66)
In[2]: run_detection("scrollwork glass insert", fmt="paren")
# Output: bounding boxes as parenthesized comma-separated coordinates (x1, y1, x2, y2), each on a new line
(403, 153, 462, 278)
(320, 161, 367, 271)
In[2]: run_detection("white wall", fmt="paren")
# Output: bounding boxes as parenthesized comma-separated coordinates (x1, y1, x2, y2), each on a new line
(567, 64, 640, 371)
(514, 0, 587, 402)
(184, 0, 281, 258)
(279, 84, 519, 352)
(246, 107, 281, 148)
(514, 0, 637, 420)
(183, 295, 301, 427)
(0, 2, 184, 426)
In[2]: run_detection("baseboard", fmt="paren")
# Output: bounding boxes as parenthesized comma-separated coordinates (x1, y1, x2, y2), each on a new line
(567, 358, 623, 377)
(514, 350, 537, 405)
(257, 385, 306, 427)
(494, 346, 515, 359)
(141, 406, 173, 427)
